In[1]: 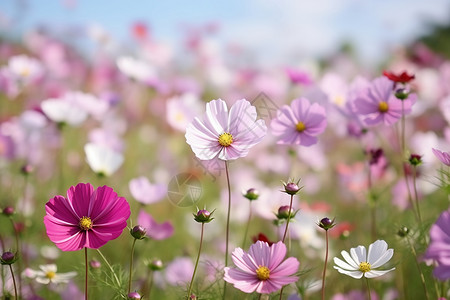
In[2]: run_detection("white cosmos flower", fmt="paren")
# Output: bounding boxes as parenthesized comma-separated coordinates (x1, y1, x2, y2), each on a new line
(84, 143, 124, 176)
(116, 56, 156, 82)
(333, 240, 395, 279)
(41, 97, 88, 126)
(6, 54, 44, 83)
(24, 264, 76, 284)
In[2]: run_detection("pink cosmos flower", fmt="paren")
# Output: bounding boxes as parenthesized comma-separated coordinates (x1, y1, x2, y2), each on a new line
(185, 99, 267, 160)
(224, 241, 299, 294)
(137, 210, 174, 240)
(432, 148, 450, 166)
(354, 76, 416, 126)
(270, 98, 327, 146)
(424, 210, 450, 280)
(44, 183, 130, 251)
(129, 176, 167, 205)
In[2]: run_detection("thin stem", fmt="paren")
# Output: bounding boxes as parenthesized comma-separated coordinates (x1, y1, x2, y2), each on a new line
(148, 270, 154, 300)
(367, 167, 376, 241)
(8, 264, 17, 300)
(85, 247, 88, 300)
(128, 239, 137, 294)
(401, 101, 406, 154)
(96, 249, 121, 287)
(321, 230, 329, 300)
(406, 236, 430, 300)
(187, 223, 205, 298)
(281, 195, 294, 243)
(222, 161, 231, 300)
(412, 167, 423, 226)
(365, 277, 372, 300)
(9, 217, 22, 299)
(241, 201, 252, 248)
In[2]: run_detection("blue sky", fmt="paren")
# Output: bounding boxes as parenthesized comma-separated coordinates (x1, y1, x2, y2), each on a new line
(1, 0, 450, 66)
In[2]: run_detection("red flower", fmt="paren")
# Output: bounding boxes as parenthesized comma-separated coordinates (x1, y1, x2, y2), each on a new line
(382, 70, 415, 83)
(252, 233, 274, 246)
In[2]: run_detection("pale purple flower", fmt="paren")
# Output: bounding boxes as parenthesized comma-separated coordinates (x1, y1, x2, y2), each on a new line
(424, 210, 450, 280)
(185, 99, 267, 160)
(5, 54, 44, 84)
(271, 97, 327, 146)
(224, 241, 299, 294)
(166, 93, 202, 132)
(354, 76, 416, 126)
(129, 176, 167, 205)
(137, 210, 174, 240)
(165, 257, 194, 286)
(432, 148, 450, 166)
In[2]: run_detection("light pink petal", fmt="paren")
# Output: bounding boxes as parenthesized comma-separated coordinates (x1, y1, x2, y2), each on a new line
(231, 247, 257, 274)
(248, 241, 271, 267)
(205, 99, 228, 134)
(224, 267, 259, 294)
(270, 257, 299, 277)
(267, 241, 287, 270)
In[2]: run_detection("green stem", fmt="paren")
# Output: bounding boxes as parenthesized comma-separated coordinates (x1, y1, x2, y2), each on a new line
(128, 239, 137, 294)
(96, 249, 121, 287)
(222, 161, 231, 300)
(412, 167, 423, 226)
(9, 217, 22, 299)
(241, 201, 252, 249)
(281, 194, 294, 244)
(187, 223, 205, 298)
(147, 270, 154, 300)
(321, 230, 329, 300)
(365, 277, 372, 300)
(406, 236, 429, 300)
(85, 247, 88, 300)
(8, 264, 17, 300)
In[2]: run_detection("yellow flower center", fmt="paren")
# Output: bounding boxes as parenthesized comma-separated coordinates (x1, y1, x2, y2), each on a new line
(256, 266, 270, 281)
(359, 262, 371, 273)
(218, 132, 233, 147)
(46, 271, 56, 279)
(378, 101, 389, 113)
(20, 68, 30, 78)
(296, 121, 306, 132)
(79, 216, 93, 231)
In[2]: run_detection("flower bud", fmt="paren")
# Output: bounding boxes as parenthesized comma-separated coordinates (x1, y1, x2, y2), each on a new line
(20, 164, 34, 175)
(1, 251, 17, 265)
(193, 209, 215, 223)
(282, 179, 302, 195)
(189, 294, 197, 300)
(2, 207, 14, 216)
(276, 205, 296, 220)
(395, 88, 410, 100)
(130, 225, 147, 240)
(127, 291, 141, 299)
(148, 259, 164, 271)
(89, 259, 101, 269)
(243, 188, 259, 201)
(397, 226, 409, 238)
(318, 217, 336, 231)
(409, 154, 422, 167)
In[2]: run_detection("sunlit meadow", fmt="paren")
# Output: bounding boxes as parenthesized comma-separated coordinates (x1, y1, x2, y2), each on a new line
(1, 3, 450, 300)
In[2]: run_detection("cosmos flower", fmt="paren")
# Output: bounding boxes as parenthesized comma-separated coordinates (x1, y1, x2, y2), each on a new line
(354, 76, 416, 126)
(41, 96, 88, 127)
(4, 54, 44, 84)
(224, 241, 299, 294)
(432, 148, 450, 166)
(137, 210, 174, 240)
(166, 93, 202, 132)
(270, 97, 327, 146)
(334, 240, 395, 279)
(185, 99, 267, 160)
(23, 264, 76, 284)
(44, 183, 130, 251)
(383, 70, 415, 84)
(129, 176, 167, 205)
(424, 210, 450, 280)
(84, 143, 124, 176)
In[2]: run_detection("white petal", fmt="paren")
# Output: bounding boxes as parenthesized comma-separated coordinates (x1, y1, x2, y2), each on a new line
(371, 249, 394, 268)
(341, 250, 359, 268)
(35, 277, 50, 284)
(333, 266, 363, 279)
(364, 268, 395, 278)
(367, 240, 389, 265)
(350, 245, 366, 264)
(334, 257, 358, 271)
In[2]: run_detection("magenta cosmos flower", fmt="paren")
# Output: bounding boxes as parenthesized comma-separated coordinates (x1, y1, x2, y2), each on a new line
(424, 210, 450, 280)
(185, 99, 267, 160)
(432, 148, 450, 166)
(44, 183, 130, 251)
(224, 241, 299, 294)
(270, 97, 327, 146)
(354, 76, 416, 126)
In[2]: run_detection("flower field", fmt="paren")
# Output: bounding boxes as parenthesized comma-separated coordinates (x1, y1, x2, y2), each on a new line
(1, 9, 450, 300)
